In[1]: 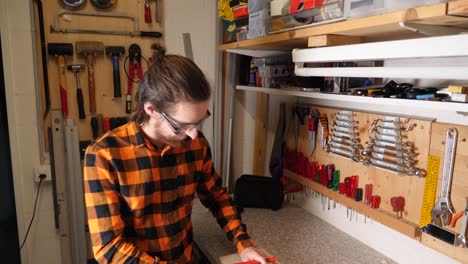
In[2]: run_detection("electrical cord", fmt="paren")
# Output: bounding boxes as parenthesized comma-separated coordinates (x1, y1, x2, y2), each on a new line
(20, 174, 46, 250)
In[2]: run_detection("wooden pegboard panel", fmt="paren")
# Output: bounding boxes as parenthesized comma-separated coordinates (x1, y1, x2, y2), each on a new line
(285, 104, 432, 225)
(33, 0, 164, 142)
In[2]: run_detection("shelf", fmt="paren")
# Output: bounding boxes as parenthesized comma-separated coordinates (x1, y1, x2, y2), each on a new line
(218, 1, 468, 51)
(237, 86, 468, 125)
(284, 170, 421, 239)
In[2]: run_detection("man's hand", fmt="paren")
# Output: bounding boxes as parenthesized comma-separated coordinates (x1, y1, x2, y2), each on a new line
(239, 247, 266, 264)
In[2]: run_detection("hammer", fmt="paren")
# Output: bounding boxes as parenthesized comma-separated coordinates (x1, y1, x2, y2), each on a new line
(67, 64, 86, 119)
(47, 43, 73, 117)
(76, 41, 104, 115)
(105, 46, 125, 98)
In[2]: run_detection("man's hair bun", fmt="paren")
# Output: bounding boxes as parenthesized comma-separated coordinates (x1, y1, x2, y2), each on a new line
(151, 43, 166, 62)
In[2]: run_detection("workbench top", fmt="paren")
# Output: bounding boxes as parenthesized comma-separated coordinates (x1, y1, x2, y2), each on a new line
(192, 199, 395, 264)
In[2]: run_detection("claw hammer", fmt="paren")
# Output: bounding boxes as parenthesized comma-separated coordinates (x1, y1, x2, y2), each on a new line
(77, 41, 104, 115)
(47, 43, 73, 117)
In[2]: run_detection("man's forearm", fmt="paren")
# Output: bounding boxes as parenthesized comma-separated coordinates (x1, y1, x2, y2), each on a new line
(91, 232, 157, 264)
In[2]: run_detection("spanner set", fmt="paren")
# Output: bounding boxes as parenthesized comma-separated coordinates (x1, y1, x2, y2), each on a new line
(325, 111, 363, 162)
(362, 116, 424, 176)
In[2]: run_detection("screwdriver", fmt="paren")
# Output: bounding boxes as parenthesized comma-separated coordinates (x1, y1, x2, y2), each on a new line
(333, 170, 340, 191)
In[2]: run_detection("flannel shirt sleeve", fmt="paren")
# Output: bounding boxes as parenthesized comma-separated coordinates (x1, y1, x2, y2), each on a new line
(84, 144, 160, 264)
(196, 140, 256, 253)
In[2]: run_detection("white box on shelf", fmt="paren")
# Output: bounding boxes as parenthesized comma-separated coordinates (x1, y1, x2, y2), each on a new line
(247, 9, 271, 39)
(451, 93, 468, 103)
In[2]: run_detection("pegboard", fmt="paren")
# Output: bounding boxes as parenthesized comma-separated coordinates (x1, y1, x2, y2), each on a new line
(284, 104, 468, 261)
(33, 0, 164, 143)
(285, 105, 431, 224)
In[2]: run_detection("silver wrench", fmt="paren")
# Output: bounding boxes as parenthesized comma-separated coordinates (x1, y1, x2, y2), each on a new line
(376, 133, 405, 143)
(333, 125, 355, 134)
(332, 131, 357, 140)
(334, 120, 356, 128)
(336, 115, 354, 123)
(370, 139, 412, 149)
(372, 145, 416, 158)
(431, 128, 458, 226)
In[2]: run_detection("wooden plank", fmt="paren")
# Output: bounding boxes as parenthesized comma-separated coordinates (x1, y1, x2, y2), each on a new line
(307, 35, 362, 47)
(285, 170, 421, 239)
(421, 233, 468, 264)
(448, 0, 468, 16)
(253, 93, 269, 175)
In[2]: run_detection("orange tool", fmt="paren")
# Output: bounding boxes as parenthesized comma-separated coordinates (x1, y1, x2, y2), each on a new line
(450, 198, 468, 228)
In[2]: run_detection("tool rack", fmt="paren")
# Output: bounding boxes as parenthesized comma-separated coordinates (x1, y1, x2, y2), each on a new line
(34, 0, 164, 144)
(219, 1, 468, 262)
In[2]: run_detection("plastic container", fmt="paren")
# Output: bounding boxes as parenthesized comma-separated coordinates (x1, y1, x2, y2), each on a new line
(344, 0, 448, 19)
(267, 0, 345, 33)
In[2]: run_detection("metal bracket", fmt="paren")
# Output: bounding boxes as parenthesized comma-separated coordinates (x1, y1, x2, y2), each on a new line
(399, 22, 467, 36)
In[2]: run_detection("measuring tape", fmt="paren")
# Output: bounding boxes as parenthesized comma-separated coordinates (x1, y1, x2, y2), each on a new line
(419, 155, 440, 228)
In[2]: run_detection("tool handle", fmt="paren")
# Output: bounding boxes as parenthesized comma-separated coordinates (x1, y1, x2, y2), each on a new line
(144, 2, 152, 23)
(112, 56, 122, 97)
(87, 55, 96, 114)
(77, 88, 86, 119)
(126, 94, 132, 114)
(139, 31, 163, 38)
(155, 0, 161, 23)
(91, 117, 98, 139)
(450, 211, 465, 228)
(58, 56, 68, 117)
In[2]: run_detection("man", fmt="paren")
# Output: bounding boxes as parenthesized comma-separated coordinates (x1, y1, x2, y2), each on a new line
(84, 44, 266, 264)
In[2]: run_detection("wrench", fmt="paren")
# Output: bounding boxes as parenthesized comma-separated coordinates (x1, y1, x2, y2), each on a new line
(371, 152, 415, 165)
(431, 128, 458, 226)
(371, 145, 416, 158)
(370, 158, 407, 174)
(376, 133, 405, 143)
(330, 147, 361, 162)
(331, 141, 359, 152)
(457, 203, 468, 247)
(333, 125, 355, 134)
(336, 115, 354, 123)
(334, 120, 356, 128)
(332, 131, 357, 140)
(369, 138, 412, 149)
(331, 136, 361, 147)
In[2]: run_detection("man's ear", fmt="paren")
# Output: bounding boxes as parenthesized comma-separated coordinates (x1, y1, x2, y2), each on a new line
(143, 102, 158, 116)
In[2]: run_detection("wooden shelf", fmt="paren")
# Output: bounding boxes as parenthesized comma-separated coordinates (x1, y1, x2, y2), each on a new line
(237, 86, 468, 126)
(284, 170, 421, 239)
(218, 0, 468, 51)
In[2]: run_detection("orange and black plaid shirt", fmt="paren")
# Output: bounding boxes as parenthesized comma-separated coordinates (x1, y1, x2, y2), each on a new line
(84, 121, 255, 264)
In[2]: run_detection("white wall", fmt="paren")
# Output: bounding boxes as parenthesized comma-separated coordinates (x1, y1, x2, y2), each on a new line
(164, 0, 217, 152)
(1, 1, 62, 264)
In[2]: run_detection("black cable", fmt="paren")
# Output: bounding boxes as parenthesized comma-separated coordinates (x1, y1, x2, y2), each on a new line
(20, 175, 45, 250)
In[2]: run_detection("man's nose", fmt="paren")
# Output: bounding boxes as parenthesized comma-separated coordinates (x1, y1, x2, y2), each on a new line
(185, 126, 199, 139)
